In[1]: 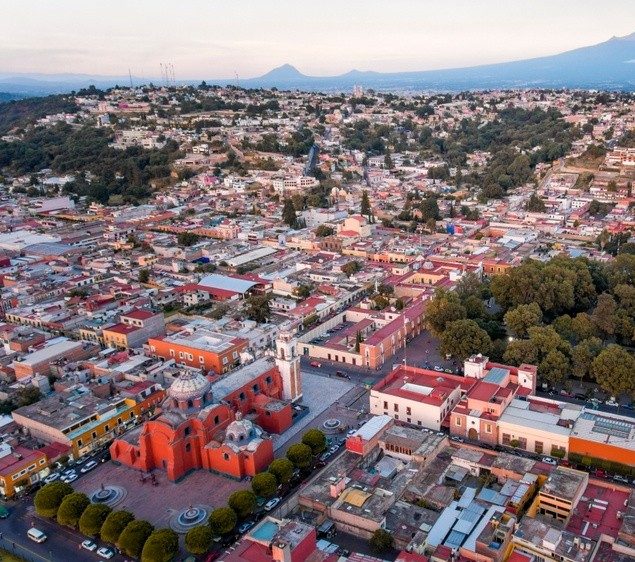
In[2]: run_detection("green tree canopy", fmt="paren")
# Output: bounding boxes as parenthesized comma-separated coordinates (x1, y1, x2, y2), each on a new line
(268, 458, 294, 484)
(425, 289, 467, 336)
(185, 525, 214, 556)
(369, 529, 395, 554)
(141, 528, 179, 562)
(286, 443, 313, 470)
(228, 490, 257, 520)
(282, 197, 298, 228)
(504, 303, 542, 338)
(539, 349, 571, 387)
(302, 428, 327, 455)
(571, 337, 603, 380)
(251, 472, 278, 499)
(57, 492, 91, 528)
(101, 510, 135, 544)
(440, 319, 492, 361)
(34, 481, 74, 518)
(341, 260, 362, 277)
(591, 345, 635, 398)
(118, 520, 154, 559)
(79, 502, 112, 537)
(208, 507, 237, 536)
(245, 294, 271, 323)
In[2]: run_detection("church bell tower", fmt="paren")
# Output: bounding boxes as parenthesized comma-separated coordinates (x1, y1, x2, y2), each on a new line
(275, 331, 302, 402)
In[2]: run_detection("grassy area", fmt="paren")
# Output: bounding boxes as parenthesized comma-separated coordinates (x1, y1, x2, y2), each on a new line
(0, 550, 27, 562)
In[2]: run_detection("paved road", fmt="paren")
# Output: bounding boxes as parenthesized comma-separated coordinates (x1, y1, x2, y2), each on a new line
(535, 390, 635, 419)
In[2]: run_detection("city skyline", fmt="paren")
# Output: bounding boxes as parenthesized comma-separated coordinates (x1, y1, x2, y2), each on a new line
(1, 0, 634, 79)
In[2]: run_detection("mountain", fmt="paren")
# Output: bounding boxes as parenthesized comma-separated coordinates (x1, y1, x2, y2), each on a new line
(237, 33, 635, 91)
(0, 33, 633, 96)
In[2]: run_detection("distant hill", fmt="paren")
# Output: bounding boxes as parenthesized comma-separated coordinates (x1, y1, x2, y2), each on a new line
(236, 33, 635, 91)
(0, 32, 633, 95)
(0, 92, 24, 103)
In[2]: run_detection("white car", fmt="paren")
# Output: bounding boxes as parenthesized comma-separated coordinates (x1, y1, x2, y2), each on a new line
(81, 539, 98, 552)
(97, 547, 115, 559)
(61, 472, 78, 483)
(542, 457, 557, 466)
(264, 497, 281, 511)
(44, 473, 60, 484)
(27, 528, 47, 543)
(80, 460, 98, 473)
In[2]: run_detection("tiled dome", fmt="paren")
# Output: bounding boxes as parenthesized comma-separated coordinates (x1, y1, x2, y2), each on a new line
(168, 371, 211, 402)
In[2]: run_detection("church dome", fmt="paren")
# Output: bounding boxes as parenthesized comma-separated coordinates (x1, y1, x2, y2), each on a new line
(225, 416, 254, 443)
(168, 371, 211, 402)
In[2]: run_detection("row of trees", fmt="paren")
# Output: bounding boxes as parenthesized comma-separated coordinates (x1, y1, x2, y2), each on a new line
(426, 255, 635, 397)
(186, 428, 328, 556)
(34, 482, 177, 561)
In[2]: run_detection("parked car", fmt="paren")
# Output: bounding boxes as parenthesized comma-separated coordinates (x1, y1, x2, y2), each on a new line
(0, 505, 9, 519)
(605, 399, 619, 407)
(27, 528, 47, 543)
(433, 366, 443, 372)
(309, 361, 322, 368)
(80, 460, 98, 473)
(542, 457, 557, 466)
(81, 540, 98, 552)
(44, 473, 60, 484)
(97, 547, 115, 559)
(346, 429, 356, 437)
(238, 521, 256, 534)
(450, 436, 464, 443)
(593, 469, 607, 478)
(334, 370, 350, 380)
(613, 474, 629, 484)
(62, 468, 76, 477)
(61, 472, 78, 483)
(264, 497, 281, 511)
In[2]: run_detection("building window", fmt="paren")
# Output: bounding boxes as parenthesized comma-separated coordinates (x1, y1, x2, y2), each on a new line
(417, 421, 422, 426)
(239, 392, 246, 401)
(92, 432, 97, 439)
(502, 433, 511, 445)
(393, 403, 399, 412)
(406, 407, 411, 415)
(222, 356, 229, 365)
(185, 444, 191, 452)
(265, 376, 272, 384)
(223, 453, 229, 461)
(184, 427, 191, 436)
(395, 415, 399, 420)
(214, 415, 220, 425)
(535, 441, 543, 454)
(484, 424, 491, 434)
(252, 384, 260, 394)
(78, 439, 83, 447)
(383, 401, 388, 410)
(455, 417, 462, 427)
(105, 425, 109, 432)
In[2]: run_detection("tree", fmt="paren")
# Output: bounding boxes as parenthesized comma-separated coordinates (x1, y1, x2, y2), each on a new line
(591, 345, 635, 398)
(571, 312, 595, 342)
(251, 472, 278, 499)
(539, 350, 570, 387)
(355, 330, 363, 352)
(208, 507, 237, 536)
(302, 428, 327, 455)
(141, 528, 179, 562)
(245, 294, 271, 323)
(419, 197, 440, 221)
(176, 232, 200, 246)
(185, 525, 213, 556)
(592, 293, 617, 339)
(138, 268, 150, 284)
(228, 490, 257, 519)
(525, 193, 546, 212)
(286, 443, 313, 470)
(504, 303, 542, 338)
(315, 224, 334, 237)
(268, 458, 294, 484)
(293, 284, 312, 299)
(440, 319, 492, 361)
(57, 492, 90, 528)
(425, 290, 466, 336)
(118, 520, 154, 559)
(341, 260, 362, 277)
(369, 529, 394, 554)
(282, 197, 297, 228)
(79, 502, 111, 537)
(101, 510, 135, 544)
(360, 189, 371, 219)
(571, 337, 603, 380)
(34, 481, 74, 518)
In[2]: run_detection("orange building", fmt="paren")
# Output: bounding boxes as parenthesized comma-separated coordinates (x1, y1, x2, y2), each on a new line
(147, 328, 247, 374)
(569, 410, 635, 467)
(110, 358, 294, 481)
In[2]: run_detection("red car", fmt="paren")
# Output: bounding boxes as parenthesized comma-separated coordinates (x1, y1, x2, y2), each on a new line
(309, 361, 322, 368)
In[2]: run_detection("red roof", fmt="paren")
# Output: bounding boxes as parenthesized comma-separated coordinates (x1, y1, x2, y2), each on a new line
(104, 323, 139, 335)
(123, 308, 155, 320)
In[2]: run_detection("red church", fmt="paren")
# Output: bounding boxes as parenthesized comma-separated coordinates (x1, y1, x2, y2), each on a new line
(110, 347, 301, 481)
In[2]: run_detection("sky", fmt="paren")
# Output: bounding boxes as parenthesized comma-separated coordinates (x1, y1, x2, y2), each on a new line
(1, 0, 634, 79)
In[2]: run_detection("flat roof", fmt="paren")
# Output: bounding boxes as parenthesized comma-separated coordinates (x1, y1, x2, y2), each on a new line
(571, 411, 635, 451)
(199, 273, 258, 294)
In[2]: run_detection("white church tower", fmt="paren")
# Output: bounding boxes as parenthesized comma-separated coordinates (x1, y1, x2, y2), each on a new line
(275, 331, 302, 403)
